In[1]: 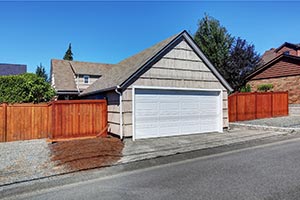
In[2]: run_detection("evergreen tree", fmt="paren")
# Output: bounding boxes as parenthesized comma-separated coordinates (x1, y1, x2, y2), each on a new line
(63, 43, 73, 61)
(194, 14, 234, 80)
(35, 63, 48, 82)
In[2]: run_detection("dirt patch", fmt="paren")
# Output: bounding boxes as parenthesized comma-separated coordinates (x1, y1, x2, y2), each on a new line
(49, 137, 124, 172)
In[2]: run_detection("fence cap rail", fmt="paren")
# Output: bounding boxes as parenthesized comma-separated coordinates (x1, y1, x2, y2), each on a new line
(229, 91, 288, 97)
(49, 99, 107, 105)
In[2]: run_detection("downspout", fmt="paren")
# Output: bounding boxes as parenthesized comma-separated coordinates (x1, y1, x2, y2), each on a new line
(115, 85, 123, 140)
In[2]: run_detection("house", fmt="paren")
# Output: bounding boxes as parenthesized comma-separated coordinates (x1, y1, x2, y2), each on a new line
(51, 59, 113, 100)
(0, 63, 26, 76)
(247, 42, 300, 105)
(51, 30, 233, 140)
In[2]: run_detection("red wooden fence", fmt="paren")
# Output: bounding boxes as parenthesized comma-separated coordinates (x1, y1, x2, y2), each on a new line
(0, 100, 107, 142)
(228, 92, 288, 122)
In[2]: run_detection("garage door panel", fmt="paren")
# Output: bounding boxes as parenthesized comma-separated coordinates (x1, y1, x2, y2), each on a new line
(134, 88, 221, 139)
(159, 102, 180, 110)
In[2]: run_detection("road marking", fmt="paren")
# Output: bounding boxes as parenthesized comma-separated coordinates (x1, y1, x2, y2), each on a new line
(4, 135, 300, 200)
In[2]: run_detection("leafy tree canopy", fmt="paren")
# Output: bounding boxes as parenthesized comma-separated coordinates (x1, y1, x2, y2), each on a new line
(63, 43, 73, 61)
(0, 73, 55, 104)
(35, 63, 48, 82)
(227, 37, 261, 90)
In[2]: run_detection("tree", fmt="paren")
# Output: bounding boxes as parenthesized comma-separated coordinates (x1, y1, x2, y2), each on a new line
(0, 73, 55, 103)
(194, 14, 261, 91)
(194, 14, 234, 80)
(227, 37, 261, 91)
(35, 63, 48, 82)
(63, 43, 73, 61)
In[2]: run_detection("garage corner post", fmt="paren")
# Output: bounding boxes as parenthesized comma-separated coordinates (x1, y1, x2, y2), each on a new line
(115, 86, 123, 140)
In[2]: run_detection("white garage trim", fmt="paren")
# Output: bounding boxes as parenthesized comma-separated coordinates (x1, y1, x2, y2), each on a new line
(132, 86, 223, 141)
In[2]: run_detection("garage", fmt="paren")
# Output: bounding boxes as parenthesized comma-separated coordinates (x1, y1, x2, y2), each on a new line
(133, 87, 223, 140)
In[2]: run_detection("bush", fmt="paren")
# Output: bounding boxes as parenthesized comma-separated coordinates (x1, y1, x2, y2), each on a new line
(257, 84, 273, 92)
(0, 73, 55, 103)
(240, 84, 251, 92)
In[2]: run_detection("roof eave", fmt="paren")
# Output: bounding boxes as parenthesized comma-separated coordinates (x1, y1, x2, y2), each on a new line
(56, 90, 80, 95)
(79, 86, 117, 96)
(246, 54, 300, 81)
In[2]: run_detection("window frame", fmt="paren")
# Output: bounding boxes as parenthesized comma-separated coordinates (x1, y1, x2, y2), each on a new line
(83, 75, 90, 84)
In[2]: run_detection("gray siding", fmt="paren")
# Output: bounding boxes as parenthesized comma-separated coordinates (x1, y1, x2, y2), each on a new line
(107, 40, 229, 137)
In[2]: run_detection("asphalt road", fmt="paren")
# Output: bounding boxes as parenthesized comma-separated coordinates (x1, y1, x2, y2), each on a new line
(8, 138, 300, 200)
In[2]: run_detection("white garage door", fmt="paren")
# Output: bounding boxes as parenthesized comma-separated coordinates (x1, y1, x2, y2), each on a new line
(133, 88, 222, 139)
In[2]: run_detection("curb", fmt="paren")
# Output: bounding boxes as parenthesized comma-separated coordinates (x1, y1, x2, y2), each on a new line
(230, 123, 300, 133)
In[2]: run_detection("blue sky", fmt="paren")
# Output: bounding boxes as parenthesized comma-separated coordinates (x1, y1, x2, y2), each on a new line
(1, 1, 300, 74)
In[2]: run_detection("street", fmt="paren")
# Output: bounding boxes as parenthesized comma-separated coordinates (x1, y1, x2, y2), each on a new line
(7, 138, 300, 200)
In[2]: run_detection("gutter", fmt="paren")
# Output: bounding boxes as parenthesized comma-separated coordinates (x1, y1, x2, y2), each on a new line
(115, 85, 123, 140)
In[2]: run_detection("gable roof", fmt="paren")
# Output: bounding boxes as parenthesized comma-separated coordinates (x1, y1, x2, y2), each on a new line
(246, 54, 300, 81)
(81, 30, 233, 96)
(0, 63, 26, 76)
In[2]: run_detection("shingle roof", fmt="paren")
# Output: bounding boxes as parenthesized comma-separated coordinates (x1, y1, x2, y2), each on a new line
(81, 32, 181, 95)
(70, 60, 113, 76)
(246, 54, 300, 81)
(275, 42, 300, 52)
(0, 63, 26, 76)
(52, 30, 233, 95)
(51, 59, 77, 91)
(51, 59, 114, 92)
(261, 48, 276, 64)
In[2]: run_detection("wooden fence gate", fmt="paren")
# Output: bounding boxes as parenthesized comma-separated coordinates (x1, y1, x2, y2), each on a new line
(0, 100, 107, 142)
(228, 92, 288, 122)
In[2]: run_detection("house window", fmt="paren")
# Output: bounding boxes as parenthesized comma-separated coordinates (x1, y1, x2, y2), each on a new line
(83, 75, 90, 84)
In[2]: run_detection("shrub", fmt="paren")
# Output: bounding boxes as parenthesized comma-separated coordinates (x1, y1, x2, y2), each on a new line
(0, 73, 55, 103)
(240, 84, 251, 92)
(257, 84, 273, 92)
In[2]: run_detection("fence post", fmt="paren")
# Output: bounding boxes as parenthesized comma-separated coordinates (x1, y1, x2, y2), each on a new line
(235, 93, 238, 121)
(286, 91, 289, 115)
(271, 92, 274, 117)
(255, 92, 258, 119)
(3, 103, 7, 142)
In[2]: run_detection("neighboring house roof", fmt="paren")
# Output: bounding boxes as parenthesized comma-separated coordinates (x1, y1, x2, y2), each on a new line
(80, 30, 233, 96)
(261, 48, 276, 64)
(246, 54, 300, 80)
(275, 42, 300, 52)
(51, 59, 77, 92)
(0, 63, 26, 76)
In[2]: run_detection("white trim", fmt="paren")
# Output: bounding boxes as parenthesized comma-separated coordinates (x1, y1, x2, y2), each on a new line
(218, 90, 223, 133)
(115, 86, 123, 139)
(132, 87, 136, 141)
(132, 85, 223, 92)
(132, 86, 223, 140)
